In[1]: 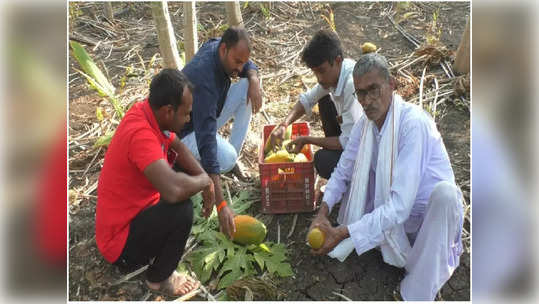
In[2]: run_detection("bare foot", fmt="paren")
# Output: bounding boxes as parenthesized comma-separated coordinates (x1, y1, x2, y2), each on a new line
(146, 271, 200, 297)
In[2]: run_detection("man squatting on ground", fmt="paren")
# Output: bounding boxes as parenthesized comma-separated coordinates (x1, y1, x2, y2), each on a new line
(96, 70, 235, 296)
(308, 53, 464, 300)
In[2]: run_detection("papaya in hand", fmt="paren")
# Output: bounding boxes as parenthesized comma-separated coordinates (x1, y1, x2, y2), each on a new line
(307, 228, 325, 249)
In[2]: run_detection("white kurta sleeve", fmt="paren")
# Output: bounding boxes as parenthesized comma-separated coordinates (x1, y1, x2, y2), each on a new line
(323, 119, 365, 213)
(338, 77, 363, 148)
(347, 117, 430, 256)
(299, 84, 329, 117)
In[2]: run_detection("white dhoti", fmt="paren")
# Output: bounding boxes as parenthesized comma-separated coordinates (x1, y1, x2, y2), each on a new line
(323, 94, 465, 301)
(400, 181, 464, 300)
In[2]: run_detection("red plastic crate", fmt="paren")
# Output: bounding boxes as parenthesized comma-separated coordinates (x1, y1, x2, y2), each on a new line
(258, 122, 316, 214)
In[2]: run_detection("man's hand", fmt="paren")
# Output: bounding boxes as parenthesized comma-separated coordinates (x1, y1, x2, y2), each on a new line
(307, 211, 331, 239)
(311, 222, 348, 256)
(268, 123, 287, 148)
(286, 136, 309, 154)
(218, 205, 236, 239)
(247, 76, 263, 114)
(201, 179, 215, 218)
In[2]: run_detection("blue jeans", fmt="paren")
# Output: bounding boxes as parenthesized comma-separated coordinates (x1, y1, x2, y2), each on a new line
(181, 78, 252, 173)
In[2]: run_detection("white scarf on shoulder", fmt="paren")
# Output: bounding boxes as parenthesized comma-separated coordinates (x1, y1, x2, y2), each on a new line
(328, 93, 411, 267)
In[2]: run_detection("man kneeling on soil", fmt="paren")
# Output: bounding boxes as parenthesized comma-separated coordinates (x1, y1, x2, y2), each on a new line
(96, 69, 235, 296)
(308, 53, 464, 300)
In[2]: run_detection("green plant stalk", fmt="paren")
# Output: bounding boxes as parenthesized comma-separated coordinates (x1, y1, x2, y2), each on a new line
(76, 69, 124, 118)
(71, 41, 125, 119)
(70, 41, 115, 96)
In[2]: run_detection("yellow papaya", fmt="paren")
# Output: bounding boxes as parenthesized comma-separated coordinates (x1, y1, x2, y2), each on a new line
(232, 215, 267, 245)
(307, 228, 325, 249)
(264, 133, 275, 155)
(293, 153, 308, 162)
(361, 42, 377, 54)
(264, 149, 294, 163)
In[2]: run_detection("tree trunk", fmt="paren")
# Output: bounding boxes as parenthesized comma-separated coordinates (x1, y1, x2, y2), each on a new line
(104, 2, 114, 22)
(183, 2, 198, 63)
(453, 16, 470, 74)
(225, 1, 244, 27)
(151, 1, 183, 69)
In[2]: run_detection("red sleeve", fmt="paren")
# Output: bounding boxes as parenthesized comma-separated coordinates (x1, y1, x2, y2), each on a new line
(128, 129, 165, 172)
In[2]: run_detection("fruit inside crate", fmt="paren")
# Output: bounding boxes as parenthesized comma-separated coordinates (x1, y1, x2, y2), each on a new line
(258, 122, 316, 214)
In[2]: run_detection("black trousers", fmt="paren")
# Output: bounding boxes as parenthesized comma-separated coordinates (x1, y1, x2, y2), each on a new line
(113, 199, 193, 283)
(314, 95, 344, 179)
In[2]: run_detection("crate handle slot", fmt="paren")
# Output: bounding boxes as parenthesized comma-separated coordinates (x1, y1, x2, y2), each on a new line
(277, 167, 295, 175)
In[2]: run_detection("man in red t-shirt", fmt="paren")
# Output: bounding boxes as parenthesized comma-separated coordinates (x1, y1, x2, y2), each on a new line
(96, 69, 236, 296)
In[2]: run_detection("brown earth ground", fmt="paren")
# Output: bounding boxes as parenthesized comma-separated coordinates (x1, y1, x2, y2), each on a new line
(68, 2, 470, 301)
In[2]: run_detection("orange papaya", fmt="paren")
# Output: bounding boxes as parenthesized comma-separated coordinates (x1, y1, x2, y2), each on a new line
(232, 215, 267, 245)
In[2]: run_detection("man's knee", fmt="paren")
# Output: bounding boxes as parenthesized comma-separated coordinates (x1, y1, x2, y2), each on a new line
(430, 181, 460, 211)
(219, 146, 238, 173)
(231, 78, 250, 102)
(314, 150, 330, 179)
(313, 150, 323, 175)
(170, 199, 194, 231)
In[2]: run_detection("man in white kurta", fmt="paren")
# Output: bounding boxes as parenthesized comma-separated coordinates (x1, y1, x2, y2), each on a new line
(309, 53, 464, 300)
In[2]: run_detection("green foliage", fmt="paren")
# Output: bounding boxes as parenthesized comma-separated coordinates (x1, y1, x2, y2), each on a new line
(217, 24, 229, 33)
(185, 190, 293, 290)
(180, 51, 186, 68)
(148, 53, 159, 72)
(70, 41, 124, 120)
(70, 41, 115, 98)
(190, 189, 256, 237)
(119, 66, 134, 89)
(259, 3, 270, 19)
(197, 23, 206, 32)
(425, 102, 439, 118)
(187, 231, 293, 290)
(250, 242, 293, 277)
(93, 131, 114, 148)
(96, 107, 104, 122)
(426, 9, 442, 45)
(396, 1, 411, 11)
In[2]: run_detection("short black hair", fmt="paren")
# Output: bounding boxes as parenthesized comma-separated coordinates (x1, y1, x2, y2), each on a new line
(219, 26, 251, 51)
(148, 69, 194, 111)
(301, 30, 343, 68)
